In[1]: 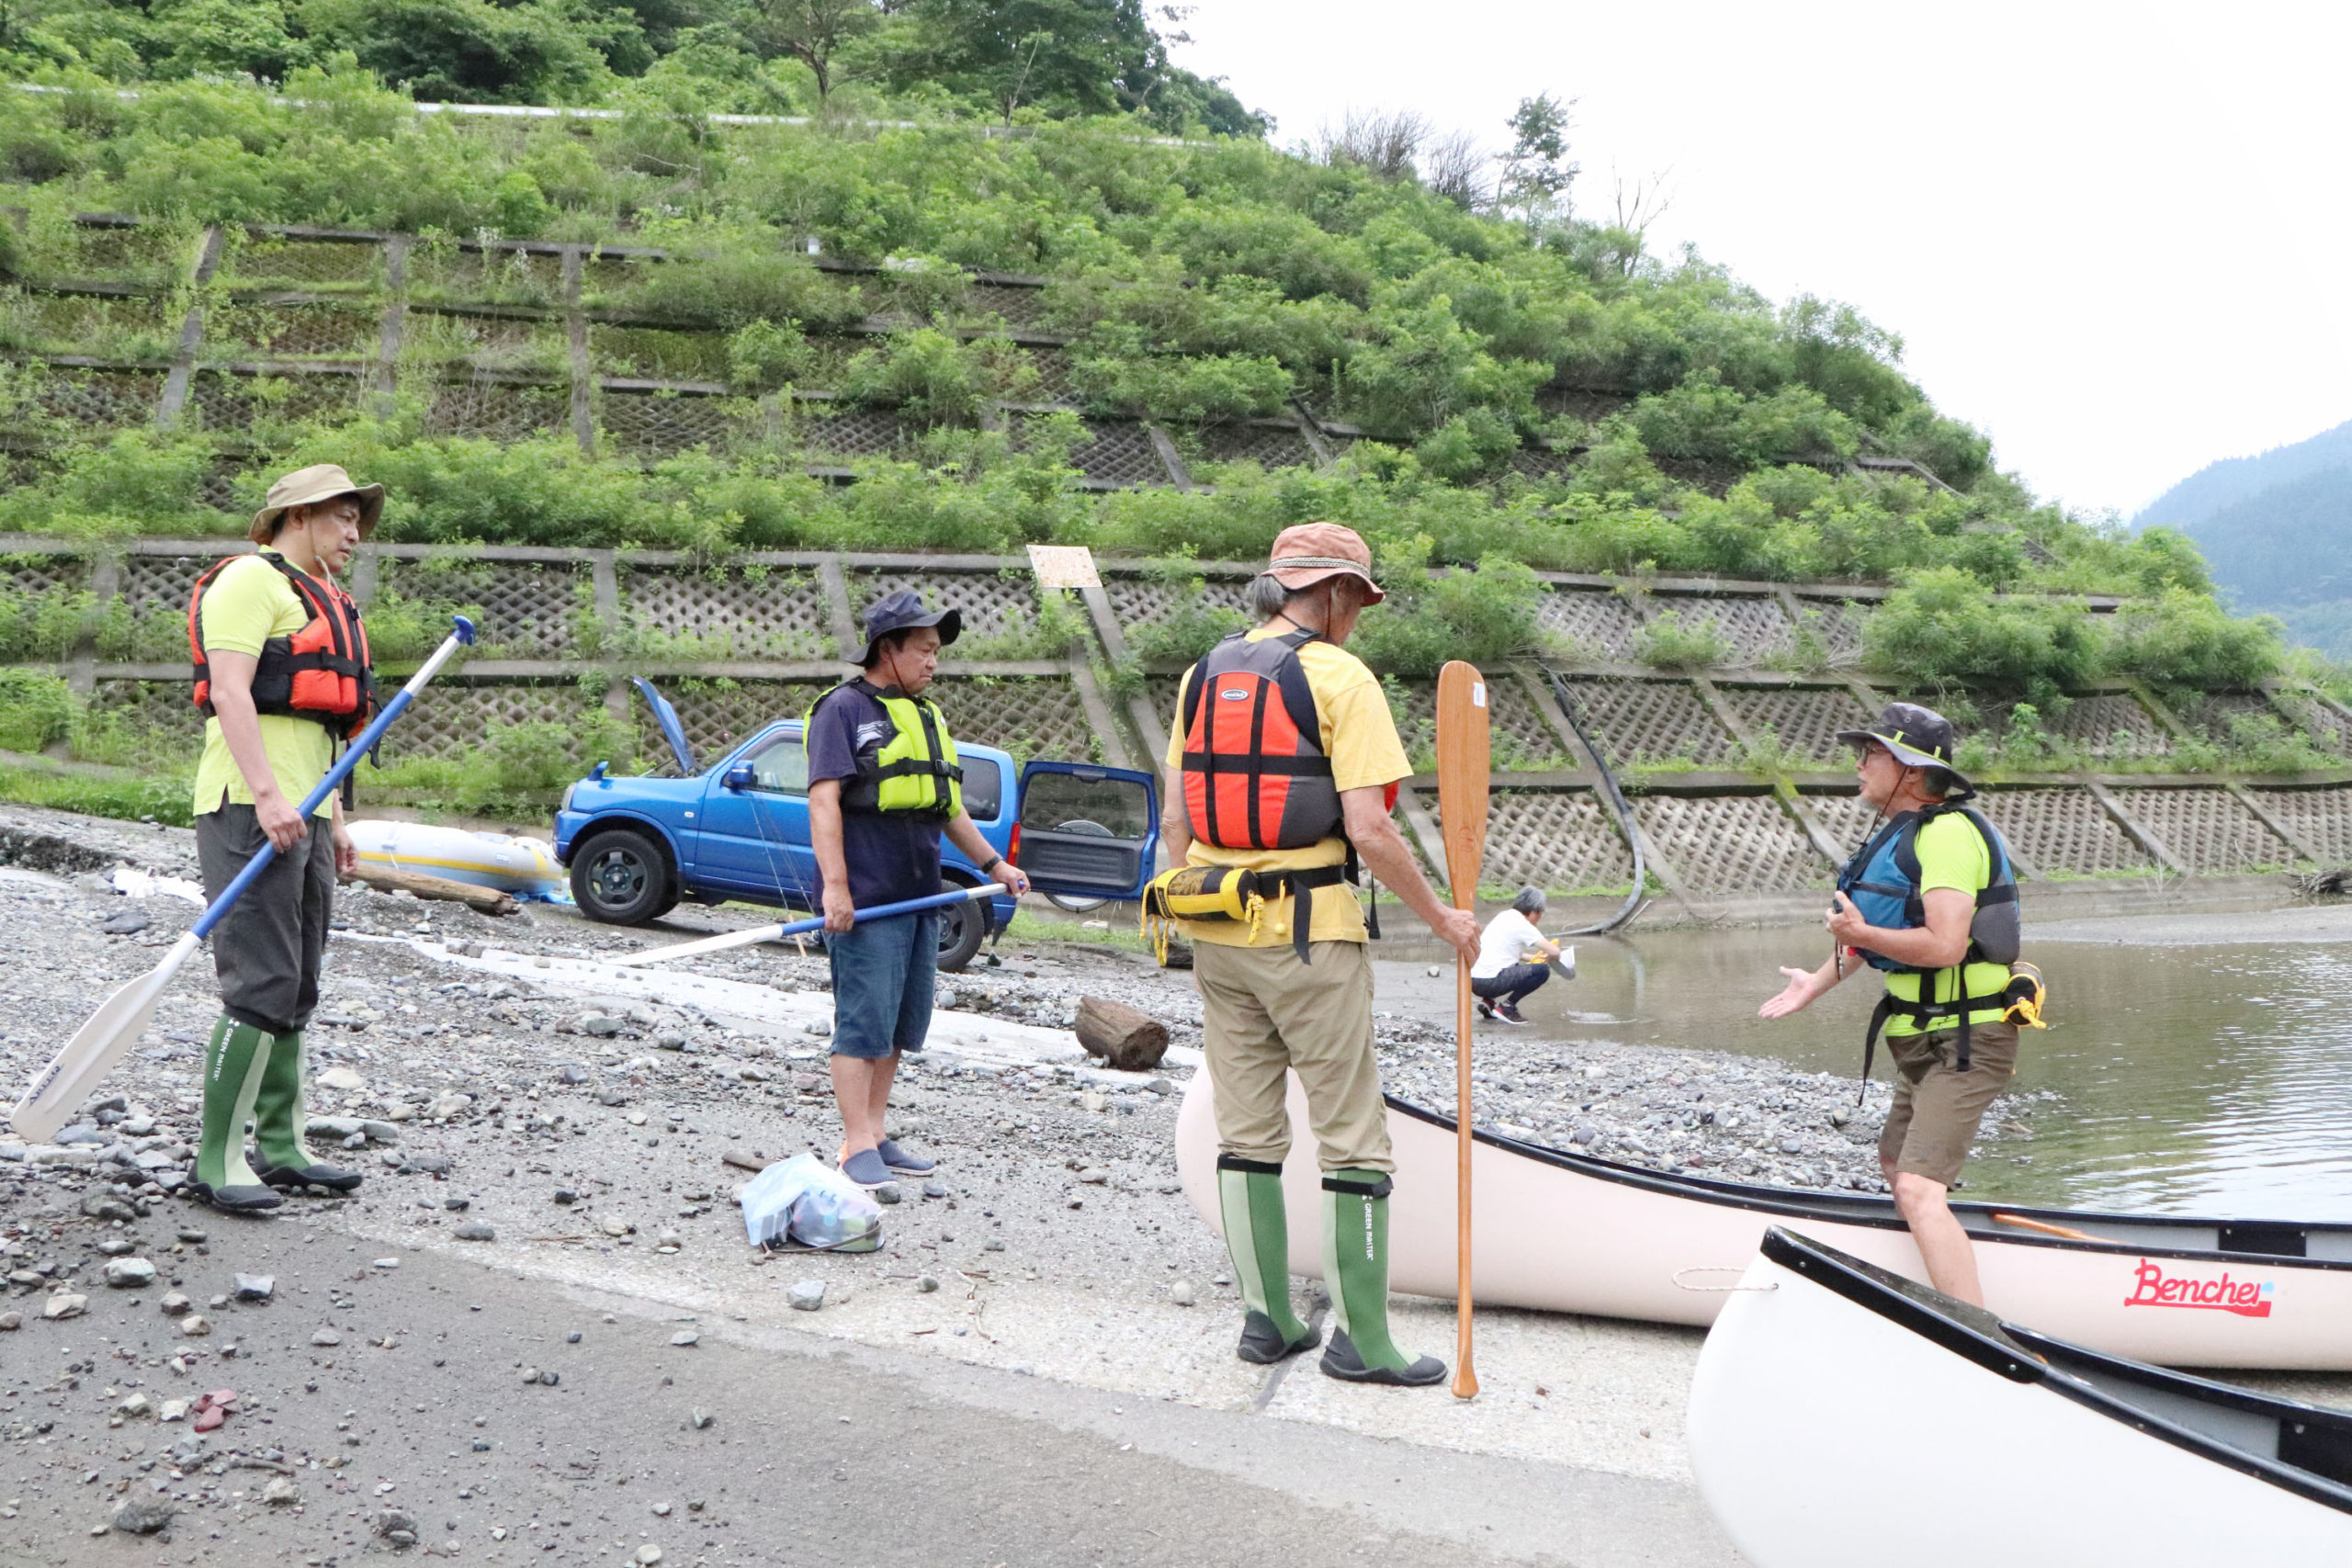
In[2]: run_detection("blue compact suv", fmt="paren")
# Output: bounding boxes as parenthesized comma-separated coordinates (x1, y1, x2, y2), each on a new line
(553, 679, 1161, 971)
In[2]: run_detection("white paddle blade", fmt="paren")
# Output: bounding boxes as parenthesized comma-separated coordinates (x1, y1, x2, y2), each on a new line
(10, 931, 201, 1144)
(608, 923, 789, 967)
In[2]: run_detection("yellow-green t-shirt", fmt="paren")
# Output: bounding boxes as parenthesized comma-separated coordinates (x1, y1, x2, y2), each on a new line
(192, 551, 338, 820)
(1164, 630, 1411, 946)
(1880, 810, 2009, 1035)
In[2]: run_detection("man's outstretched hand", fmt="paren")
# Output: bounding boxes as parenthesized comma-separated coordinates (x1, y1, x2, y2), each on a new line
(1758, 964, 1825, 1020)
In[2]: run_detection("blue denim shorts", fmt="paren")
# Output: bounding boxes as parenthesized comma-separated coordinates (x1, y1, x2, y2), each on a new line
(824, 908, 936, 1060)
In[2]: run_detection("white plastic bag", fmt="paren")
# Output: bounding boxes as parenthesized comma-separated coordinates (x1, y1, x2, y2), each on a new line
(738, 1152, 883, 1252)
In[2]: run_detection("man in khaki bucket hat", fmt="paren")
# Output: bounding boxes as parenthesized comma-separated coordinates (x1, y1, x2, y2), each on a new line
(185, 463, 386, 1213)
(246, 463, 384, 544)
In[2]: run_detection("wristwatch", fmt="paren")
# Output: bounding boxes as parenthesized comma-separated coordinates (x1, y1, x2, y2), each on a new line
(978, 856, 1003, 874)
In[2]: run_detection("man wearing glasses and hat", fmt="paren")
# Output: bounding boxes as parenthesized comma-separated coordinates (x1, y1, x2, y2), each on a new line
(807, 590, 1030, 1189)
(1758, 702, 2025, 1304)
(185, 464, 384, 1213)
(1162, 523, 1482, 1386)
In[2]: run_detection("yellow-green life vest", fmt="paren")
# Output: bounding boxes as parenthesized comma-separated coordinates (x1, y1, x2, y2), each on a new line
(808, 680, 964, 819)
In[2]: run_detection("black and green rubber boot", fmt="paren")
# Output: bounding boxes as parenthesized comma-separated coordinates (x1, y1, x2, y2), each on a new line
(191, 1014, 281, 1215)
(1318, 1169, 1443, 1386)
(1216, 1154, 1318, 1363)
(249, 1030, 362, 1193)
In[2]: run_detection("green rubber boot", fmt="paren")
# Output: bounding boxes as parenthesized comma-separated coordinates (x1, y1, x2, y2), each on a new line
(1216, 1155, 1317, 1363)
(193, 1015, 280, 1214)
(250, 1031, 362, 1193)
(1318, 1168, 1443, 1386)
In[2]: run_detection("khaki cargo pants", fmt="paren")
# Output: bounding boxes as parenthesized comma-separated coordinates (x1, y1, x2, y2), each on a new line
(1193, 939, 1392, 1175)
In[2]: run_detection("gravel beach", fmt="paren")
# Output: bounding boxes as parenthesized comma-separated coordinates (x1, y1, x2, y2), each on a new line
(0, 799, 2064, 1562)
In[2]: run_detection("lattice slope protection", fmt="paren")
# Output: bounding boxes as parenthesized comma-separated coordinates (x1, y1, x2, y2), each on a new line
(1714, 685, 1874, 768)
(1538, 590, 1644, 662)
(392, 683, 594, 759)
(377, 559, 582, 658)
(1651, 593, 1793, 666)
(1974, 788, 2150, 877)
(619, 566, 831, 659)
(1101, 574, 1249, 635)
(1467, 789, 1636, 892)
(2256, 787, 2352, 863)
(1555, 677, 1734, 767)
(2110, 787, 2295, 874)
(599, 389, 746, 458)
(925, 676, 1093, 761)
(644, 682, 836, 769)
(1385, 677, 1564, 769)
(1638, 794, 1827, 894)
(848, 570, 1037, 642)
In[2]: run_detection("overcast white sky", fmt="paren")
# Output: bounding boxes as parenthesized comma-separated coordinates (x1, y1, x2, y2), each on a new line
(1169, 0, 2352, 518)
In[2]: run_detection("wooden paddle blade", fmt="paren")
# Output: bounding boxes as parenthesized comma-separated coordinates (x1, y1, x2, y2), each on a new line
(1434, 661, 1491, 909)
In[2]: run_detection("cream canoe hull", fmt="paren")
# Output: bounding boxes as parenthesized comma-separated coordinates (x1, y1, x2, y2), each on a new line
(1687, 1230, 2352, 1568)
(1173, 1070, 2352, 1369)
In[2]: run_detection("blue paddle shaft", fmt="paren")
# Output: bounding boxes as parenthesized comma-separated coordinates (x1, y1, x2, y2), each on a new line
(764, 884, 1000, 942)
(190, 615, 477, 942)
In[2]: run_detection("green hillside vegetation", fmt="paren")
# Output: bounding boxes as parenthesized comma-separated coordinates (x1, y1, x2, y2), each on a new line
(0, 39, 2315, 719)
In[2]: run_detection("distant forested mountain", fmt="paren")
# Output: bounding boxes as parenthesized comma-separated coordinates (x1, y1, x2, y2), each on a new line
(2137, 421, 2352, 659)
(2135, 419, 2352, 535)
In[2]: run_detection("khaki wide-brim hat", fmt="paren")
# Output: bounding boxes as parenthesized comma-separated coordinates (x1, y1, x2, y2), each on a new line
(249, 463, 385, 545)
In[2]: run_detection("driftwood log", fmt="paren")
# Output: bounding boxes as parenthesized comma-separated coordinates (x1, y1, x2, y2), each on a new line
(345, 863, 519, 916)
(1073, 994, 1169, 1072)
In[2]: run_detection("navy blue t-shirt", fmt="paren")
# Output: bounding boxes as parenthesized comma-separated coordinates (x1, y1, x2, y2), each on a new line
(805, 682, 945, 909)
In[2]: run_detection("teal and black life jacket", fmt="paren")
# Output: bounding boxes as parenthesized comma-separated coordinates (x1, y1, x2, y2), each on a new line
(1836, 800, 2021, 1082)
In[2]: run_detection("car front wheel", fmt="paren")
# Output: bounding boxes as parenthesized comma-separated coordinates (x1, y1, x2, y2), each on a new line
(936, 885, 989, 973)
(571, 828, 677, 925)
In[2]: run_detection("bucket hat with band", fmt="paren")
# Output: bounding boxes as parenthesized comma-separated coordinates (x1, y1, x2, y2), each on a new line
(1835, 701, 1973, 794)
(1265, 521, 1385, 604)
(249, 463, 385, 545)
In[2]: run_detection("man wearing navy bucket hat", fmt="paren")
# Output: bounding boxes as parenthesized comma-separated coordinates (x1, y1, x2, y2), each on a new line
(1757, 701, 2028, 1305)
(806, 589, 1029, 1189)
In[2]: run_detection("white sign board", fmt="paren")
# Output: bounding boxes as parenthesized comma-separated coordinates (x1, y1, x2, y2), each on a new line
(1025, 544, 1101, 590)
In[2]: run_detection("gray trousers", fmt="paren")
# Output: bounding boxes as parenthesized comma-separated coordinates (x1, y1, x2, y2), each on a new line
(196, 804, 335, 1036)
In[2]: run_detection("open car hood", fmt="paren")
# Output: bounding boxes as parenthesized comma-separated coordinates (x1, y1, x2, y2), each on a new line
(630, 677, 695, 775)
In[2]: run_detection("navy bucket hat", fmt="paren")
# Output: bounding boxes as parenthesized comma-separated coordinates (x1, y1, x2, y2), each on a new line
(858, 588, 962, 666)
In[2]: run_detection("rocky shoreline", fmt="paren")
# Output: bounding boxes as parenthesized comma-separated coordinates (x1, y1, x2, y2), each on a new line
(0, 801, 2039, 1228)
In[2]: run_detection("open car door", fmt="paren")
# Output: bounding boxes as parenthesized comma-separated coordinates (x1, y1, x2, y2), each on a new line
(1015, 761, 1159, 903)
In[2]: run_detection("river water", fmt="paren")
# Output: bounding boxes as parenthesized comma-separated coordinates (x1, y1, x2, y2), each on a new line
(1444, 907, 2352, 1222)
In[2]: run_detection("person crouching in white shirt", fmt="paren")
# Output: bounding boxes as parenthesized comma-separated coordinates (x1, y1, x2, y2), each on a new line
(1470, 887, 1567, 1026)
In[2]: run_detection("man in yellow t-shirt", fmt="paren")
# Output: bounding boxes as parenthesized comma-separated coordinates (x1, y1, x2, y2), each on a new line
(187, 464, 380, 1214)
(1161, 523, 1479, 1387)
(1758, 703, 2019, 1305)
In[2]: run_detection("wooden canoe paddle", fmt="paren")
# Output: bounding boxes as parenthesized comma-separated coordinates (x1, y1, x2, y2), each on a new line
(1435, 660, 1491, 1401)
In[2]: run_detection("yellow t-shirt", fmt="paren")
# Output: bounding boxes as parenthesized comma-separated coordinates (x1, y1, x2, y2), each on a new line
(1880, 810, 2009, 1036)
(1164, 630, 1411, 946)
(191, 552, 338, 820)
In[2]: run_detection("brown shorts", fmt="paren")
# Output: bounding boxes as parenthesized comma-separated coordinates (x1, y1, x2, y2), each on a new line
(1875, 1021, 2018, 1189)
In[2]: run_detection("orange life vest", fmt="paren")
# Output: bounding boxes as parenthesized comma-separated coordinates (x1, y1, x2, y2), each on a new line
(1181, 628, 1343, 850)
(188, 552, 376, 740)
(1176, 628, 1396, 963)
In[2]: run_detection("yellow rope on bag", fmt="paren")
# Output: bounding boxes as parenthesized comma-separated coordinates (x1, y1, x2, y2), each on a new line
(1141, 865, 1268, 962)
(2001, 960, 2050, 1029)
